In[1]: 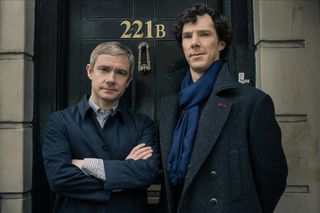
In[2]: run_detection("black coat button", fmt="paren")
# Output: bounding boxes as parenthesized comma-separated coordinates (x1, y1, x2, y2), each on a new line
(210, 198, 218, 206)
(210, 170, 217, 178)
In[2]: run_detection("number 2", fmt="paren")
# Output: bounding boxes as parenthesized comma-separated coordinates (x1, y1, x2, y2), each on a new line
(132, 20, 143, 38)
(120, 20, 131, 38)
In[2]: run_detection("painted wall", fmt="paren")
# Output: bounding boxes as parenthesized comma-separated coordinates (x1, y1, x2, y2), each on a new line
(0, 0, 34, 212)
(254, 0, 320, 212)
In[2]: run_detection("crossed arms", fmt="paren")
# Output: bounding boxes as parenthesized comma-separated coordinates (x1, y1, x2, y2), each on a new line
(42, 112, 159, 202)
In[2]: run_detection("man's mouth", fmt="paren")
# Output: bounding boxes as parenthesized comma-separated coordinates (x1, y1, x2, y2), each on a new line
(102, 88, 117, 92)
(190, 52, 205, 58)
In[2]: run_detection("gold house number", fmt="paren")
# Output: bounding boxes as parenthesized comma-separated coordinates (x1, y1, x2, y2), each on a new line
(120, 20, 166, 39)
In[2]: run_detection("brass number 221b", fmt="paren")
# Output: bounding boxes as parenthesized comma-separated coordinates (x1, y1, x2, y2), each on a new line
(120, 20, 166, 39)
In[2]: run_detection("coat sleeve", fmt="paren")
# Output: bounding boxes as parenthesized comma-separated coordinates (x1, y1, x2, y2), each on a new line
(248, 94, 288, 213)
(103, 115, 160, 191)
(42, 113, 111, 202)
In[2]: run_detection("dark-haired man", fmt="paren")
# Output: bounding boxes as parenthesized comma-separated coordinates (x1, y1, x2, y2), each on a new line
(159, 4, 287, 213)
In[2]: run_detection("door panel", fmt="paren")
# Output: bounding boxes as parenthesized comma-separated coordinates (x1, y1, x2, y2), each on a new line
(82, 0, 133, 17)
(155, 0, 206, 17)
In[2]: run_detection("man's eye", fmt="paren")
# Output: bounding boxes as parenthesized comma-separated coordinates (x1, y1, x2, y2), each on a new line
(182, 34, 191, 39)
(200, 32, 209, 37)
(116, 70, 127, 75)
(98, 67, 109, 72)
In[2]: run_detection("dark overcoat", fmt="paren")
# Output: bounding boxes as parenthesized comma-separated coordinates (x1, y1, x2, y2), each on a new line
(159, 63, 288, 213)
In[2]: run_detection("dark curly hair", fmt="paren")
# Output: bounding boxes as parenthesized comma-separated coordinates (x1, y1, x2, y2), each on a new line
(173, 4, 233, 60)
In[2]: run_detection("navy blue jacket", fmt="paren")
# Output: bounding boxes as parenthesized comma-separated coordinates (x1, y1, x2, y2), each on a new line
(42, 96, 159, 213)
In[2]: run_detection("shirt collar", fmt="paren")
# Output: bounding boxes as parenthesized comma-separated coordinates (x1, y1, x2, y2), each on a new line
(88, 96, 118, 116)
(78, 95, 124, 120)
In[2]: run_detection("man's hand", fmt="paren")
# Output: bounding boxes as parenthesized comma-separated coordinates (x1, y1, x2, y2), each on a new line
(72, 143, 152, 166)
(72, 159, 84, 169)
(126, 143, 153, 160)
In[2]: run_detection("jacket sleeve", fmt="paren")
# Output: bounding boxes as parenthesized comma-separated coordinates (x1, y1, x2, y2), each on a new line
(103, 115, 160, 191)
(248, 94, 288, 213)
(42, 113, 111, 202)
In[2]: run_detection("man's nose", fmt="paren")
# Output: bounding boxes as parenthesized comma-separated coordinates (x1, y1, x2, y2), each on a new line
(191, 34, 199, 47)
(105, 71, 116, 83)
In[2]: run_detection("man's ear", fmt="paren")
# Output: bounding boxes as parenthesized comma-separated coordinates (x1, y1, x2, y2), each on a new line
(126, 76, 132, 87)
(86, 64, 93, 79)
(218, 40, 226, 51)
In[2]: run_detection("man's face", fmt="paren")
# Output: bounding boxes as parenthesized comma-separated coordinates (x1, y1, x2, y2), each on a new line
(182, 14, 225, 81)
(86, 54, 131, 108)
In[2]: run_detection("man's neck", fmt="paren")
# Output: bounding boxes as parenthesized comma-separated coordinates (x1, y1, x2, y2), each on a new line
(190, 69, 205, 82)
(89, 95, 118, 110)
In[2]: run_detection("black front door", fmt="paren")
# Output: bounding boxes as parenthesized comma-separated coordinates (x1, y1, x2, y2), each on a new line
(67, 0, 225, 121)
(34, 0, 255, 212)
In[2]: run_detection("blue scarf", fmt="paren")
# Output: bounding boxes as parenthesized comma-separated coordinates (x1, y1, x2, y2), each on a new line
(167, 60, 222, 185)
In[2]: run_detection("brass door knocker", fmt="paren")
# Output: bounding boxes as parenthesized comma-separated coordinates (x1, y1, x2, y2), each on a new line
(138, 42, 151, 74)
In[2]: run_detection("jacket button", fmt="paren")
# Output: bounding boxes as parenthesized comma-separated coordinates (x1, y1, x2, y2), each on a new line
(210, 170, 217, 178)
(210, 198, 218, 206)
(102, 145, 108, 151)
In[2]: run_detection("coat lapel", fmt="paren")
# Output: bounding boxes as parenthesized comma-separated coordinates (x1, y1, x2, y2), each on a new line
(182, 63, 239, 192)
(184, 95, 232, 189)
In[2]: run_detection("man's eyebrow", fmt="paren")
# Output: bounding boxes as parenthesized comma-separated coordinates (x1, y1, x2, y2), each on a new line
(96, 65, 110, 69)
(182, 29, 213, 34)
(197, 29, 213, 33)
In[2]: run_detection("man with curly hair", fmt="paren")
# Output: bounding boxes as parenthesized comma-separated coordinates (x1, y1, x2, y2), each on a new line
(159, 4, 287, 213)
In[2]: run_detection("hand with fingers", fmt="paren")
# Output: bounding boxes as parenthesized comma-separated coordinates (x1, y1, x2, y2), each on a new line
(126, 143, 153, 160)
(72, 159, 84, 169)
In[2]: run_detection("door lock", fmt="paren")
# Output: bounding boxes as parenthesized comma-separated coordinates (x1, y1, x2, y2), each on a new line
(137, 42, 151, 74)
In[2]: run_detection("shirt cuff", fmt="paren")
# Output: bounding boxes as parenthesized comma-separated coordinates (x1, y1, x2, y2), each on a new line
(82, 158, 106, 181)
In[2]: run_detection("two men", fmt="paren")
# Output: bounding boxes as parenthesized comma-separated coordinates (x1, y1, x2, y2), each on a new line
(159, 4, 288, 213)
(43, 4, 288, 213)
(42, 42, 159, 213)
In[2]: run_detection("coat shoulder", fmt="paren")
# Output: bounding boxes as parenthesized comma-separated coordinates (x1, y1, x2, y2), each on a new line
(223, 83, 270, 103)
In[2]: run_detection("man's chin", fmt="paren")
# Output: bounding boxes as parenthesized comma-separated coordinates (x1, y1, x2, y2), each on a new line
(190, 65, 208, 73)
(190, 62, 207, 69)
(99, 95, 118, 103)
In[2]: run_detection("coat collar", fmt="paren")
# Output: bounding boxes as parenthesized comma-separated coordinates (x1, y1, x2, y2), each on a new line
(78, 95, 125, 121)
(163, 62, 239, 95)
(212, 63, 239, 94)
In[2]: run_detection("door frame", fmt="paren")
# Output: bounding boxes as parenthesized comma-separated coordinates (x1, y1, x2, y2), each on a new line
(33, 0, 69, 212)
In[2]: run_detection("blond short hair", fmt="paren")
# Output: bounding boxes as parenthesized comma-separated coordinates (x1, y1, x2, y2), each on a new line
(89, 42, 135, 76)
